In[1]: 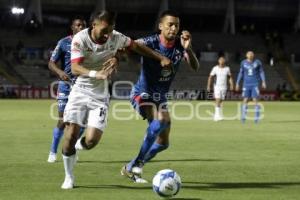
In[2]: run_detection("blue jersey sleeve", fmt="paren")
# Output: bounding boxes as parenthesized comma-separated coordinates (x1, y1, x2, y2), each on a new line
(236, 62, 244, 85)
(50, 40, 63, 63)
(136, 35, 157, 49)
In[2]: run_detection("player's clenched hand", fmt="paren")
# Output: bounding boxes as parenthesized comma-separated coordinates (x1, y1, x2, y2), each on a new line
(103, 57, 119, 70)
(95, 57, 119, 80)
(59, 72, 70, 81)
(262, 82, 267, 90)
(95, 70, 108, 80)
(235, 85, 240, 92)
(95, 68, 116, 80)
(160, 56, 172, 68)
(180, 30, 192, 50)
(207, 86, 211, 92)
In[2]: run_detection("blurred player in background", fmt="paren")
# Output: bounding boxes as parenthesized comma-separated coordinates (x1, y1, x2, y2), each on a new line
(235, 51, 266, 123)
(47, 16, 86, 163)
(121, 10, 200, 183)
(207, 56, 234, 121)
(61, 10, 171, 189)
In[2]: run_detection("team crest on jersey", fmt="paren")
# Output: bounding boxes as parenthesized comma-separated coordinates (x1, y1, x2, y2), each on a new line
(173, 50, 182, 65)
(73, 42, 81, 49)
(161, 69, 172, 77)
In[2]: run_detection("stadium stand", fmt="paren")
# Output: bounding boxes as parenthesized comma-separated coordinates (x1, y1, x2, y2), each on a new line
(0, 0, 298, 99)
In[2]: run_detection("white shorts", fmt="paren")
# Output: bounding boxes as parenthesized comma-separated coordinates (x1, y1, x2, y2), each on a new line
(63, 85, 109, 131)
(214, 87, 227, 100)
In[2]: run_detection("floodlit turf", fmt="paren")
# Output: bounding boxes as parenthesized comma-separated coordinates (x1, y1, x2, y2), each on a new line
(0, 100, 300, 200)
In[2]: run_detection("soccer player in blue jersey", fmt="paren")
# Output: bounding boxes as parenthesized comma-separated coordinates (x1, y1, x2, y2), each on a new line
(121, 10, 200, 183)
(235, 51, 266, 123)
(47, 17, 86, 163)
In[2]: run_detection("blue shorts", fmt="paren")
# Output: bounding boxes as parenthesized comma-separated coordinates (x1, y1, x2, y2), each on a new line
(130, 92, 168, 120)
(242, 86, 260, 99)
(57, 81, 71, 112)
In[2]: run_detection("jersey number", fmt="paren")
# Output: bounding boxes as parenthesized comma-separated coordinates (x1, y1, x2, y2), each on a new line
(99, 107, 106, 117)
(248, 69, 253, 76)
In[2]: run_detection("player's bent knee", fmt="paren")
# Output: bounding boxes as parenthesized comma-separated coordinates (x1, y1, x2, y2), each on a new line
(57, 120, 65, 129)
(156, 143, 169, 153)
(85, 139, 99, 150)
(161, 143, 169, 151)
(149, 120, 170, 137)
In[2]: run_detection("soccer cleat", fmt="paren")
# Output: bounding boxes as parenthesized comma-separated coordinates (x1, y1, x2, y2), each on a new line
(134, 176, 148, 183)
(132, 166, 143, 175)
(241, 118, 246, 123)
(75, 138, 84, 150)
(121, 165, 148, 183)
(61, 176, 74, 189)
(214, 116, 223, 122)
(47, 152, 57, 163)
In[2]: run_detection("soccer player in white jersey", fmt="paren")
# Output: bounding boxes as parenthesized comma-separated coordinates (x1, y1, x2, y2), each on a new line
(61, 11, 171, 189)
(207, 56, 234, 121)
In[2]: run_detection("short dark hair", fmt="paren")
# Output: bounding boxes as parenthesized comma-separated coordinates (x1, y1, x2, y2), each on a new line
(90, 10, 116, 26)
(71, 15, 85, 25)
(159, 10, 179, 22)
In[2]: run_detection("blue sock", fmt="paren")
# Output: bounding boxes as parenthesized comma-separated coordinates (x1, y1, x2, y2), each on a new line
(127, 120, 168, 171)
(255, 105, 260, 123)
(50, 127, 64, 153)
(241, 104, 248, 122)
(144, 142, 169, 163)
(79, 127, 85, 138)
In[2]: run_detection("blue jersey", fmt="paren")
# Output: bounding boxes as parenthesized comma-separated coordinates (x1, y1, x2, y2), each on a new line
(132, 34, 185, 102)
(236, 59, 265, 87)
(50, 35, 76, 82)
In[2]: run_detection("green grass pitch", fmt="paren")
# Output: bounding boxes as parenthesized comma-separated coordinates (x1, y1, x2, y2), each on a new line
(0, 100, 299, 200)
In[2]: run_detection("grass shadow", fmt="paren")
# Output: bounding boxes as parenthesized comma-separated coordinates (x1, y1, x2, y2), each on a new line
(78, 158, 229, 164)
(266, 120, 300, 124)
(75, 184, 151, 190)
(182, 181, 300, 190)
(173, 198, 203, 200)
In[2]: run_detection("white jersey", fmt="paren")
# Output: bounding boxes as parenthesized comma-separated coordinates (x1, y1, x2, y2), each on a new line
(210, 65, 231, 89)
(71, 28, 131, 98)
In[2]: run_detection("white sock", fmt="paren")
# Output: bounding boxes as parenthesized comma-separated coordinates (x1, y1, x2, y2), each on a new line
(215, 106, 221, 117)
(62, 154, 76, 178)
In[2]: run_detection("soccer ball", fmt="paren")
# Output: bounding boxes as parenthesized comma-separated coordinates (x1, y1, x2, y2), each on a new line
(152, 169, 182, 198)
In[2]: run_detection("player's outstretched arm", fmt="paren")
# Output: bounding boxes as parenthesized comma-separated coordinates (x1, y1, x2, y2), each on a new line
(181, 30, 200, 71)
(130, 41, 171, 67)
(259, 63, 267, 89)
(207, 75, 213, 92)
(48, 40, 70, 81)
(48, 60, 70, 81)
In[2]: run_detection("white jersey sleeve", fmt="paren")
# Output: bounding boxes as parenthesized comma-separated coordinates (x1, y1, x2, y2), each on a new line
(114, 31, 132, 49)
(210, 66, 217, 76)
(71, 33, 85, 63)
